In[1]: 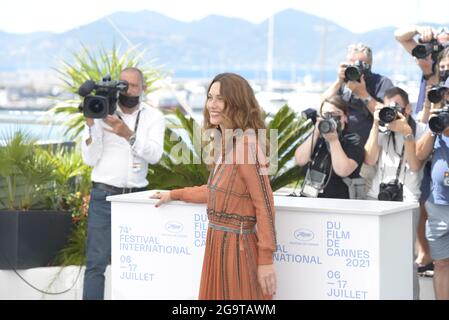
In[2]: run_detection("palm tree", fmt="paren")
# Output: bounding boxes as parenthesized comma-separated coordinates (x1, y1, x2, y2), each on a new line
(266, 105, 309, 191)
(0, 131, 55, 210)
(50, 44, 164, 139)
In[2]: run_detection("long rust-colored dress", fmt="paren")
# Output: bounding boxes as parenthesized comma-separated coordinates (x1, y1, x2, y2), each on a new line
(170, 140, 277, 300)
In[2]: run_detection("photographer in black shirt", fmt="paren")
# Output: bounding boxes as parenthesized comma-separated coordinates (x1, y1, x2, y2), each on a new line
(295, 96, 364, 199)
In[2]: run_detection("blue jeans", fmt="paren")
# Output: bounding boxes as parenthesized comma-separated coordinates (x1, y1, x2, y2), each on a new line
(82, 187, 117, 300)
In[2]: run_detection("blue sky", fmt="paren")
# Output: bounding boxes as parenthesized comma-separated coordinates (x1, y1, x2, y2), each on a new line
(0, 0, 447, 34)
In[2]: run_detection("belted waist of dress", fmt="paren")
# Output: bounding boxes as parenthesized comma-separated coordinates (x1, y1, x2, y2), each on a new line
(208, 222, 256, 235)
(207, 209, 256, 222)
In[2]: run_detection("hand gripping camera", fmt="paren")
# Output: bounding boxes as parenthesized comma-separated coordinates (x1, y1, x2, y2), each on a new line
(318, 115, 342, 135)
(412, 38, 445, 61)
(429, 105, 449, 134)
(378, 102, 403, 125)
(344, 60, 371, 82)
(78, 75, 129, 118)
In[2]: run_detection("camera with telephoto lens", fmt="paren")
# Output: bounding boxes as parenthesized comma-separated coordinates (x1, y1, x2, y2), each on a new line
(429, 105, 449, 134)
(78, 75, 129, 118)
(318, 114, 342, 135)
(378, 102, 403, 125)
(427, 84, 448, 104)
(302, 108, 318, 125)
(412, 38, 445, 61)
(344, 60, 371, 82)
(378, 179, 403, 201)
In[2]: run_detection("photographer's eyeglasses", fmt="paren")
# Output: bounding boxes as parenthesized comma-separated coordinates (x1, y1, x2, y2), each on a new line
(321, 112, 343, 118)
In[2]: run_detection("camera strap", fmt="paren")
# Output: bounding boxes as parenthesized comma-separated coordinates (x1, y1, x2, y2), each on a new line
(380, 135, 405, 183)
(394, 145, 406, 183)
(117, 109, 142, 134)
(301, 138, 333, 195)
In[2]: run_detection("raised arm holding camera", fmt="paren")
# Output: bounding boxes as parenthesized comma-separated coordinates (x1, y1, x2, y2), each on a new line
(395, 26, 449, 117)
(295, 95, 364, 199)
(80, 67, 166, 300)
(321, 43, 393, 146)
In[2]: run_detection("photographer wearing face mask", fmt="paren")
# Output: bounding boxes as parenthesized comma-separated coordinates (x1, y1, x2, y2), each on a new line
(321, 43, 394, 146)
(81, 67, 166, 300)
(295, 96, 364, 199)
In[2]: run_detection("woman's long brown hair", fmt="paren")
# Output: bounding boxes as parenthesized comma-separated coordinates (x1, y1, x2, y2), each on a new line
(203, 73, 266, 132)
(202, 73, 268, 168)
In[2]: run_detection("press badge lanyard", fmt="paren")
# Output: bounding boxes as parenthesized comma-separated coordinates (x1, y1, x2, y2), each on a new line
(381, 134, 406, 183)
(117, 110, 142, 171)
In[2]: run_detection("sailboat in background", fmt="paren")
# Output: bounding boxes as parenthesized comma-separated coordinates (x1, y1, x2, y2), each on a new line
(255, 15, 323, 115)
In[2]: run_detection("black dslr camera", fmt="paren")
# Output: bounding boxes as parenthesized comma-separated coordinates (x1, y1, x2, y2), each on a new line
(78, 75, 129, 118)
(318, 114, 342, 135)
(412, 38, 445, 61)
(427, 83, 448, 104)
(378, 102, 403, 125)
(344, 60, 371, 82)
(378, 179, 403, 201)
(429, 105, 449, 134)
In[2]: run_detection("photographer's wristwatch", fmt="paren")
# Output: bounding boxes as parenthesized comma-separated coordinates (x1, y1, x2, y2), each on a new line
(404, 133, 414, 142)
(128, 133, 136, 146)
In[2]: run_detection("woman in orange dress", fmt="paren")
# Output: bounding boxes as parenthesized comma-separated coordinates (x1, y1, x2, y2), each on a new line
(153, 73, 277, 300)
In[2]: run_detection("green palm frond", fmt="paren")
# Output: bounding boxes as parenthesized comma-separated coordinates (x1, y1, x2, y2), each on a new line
(267, 105, 310, 191)
(148, 110, 209, 190)
(0, 130, 58, 210)
(49, 44, 165, 139)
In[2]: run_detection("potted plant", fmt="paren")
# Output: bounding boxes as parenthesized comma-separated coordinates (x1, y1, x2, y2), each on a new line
(0, 131, 86, 269)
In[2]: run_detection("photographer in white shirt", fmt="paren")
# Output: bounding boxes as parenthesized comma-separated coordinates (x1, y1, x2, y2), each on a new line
(364, 86, 425, 299)
(81, 67, 165, 300)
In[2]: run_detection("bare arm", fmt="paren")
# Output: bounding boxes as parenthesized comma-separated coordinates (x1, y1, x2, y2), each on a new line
(388, 113, 423, 171)
(295, 125, 320, 166)
(364, 120, 381, 166)
(419, 98, 432, 124)
(404, 137, 423, 172)
(395, 25, 435, 76)
(416, 129, 436, 161)
(394, 25, 422, 54)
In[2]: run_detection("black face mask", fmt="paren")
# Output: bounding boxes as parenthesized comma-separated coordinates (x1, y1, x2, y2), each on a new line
(440, 70, 449, 82)
(119, 93, 140, 108)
